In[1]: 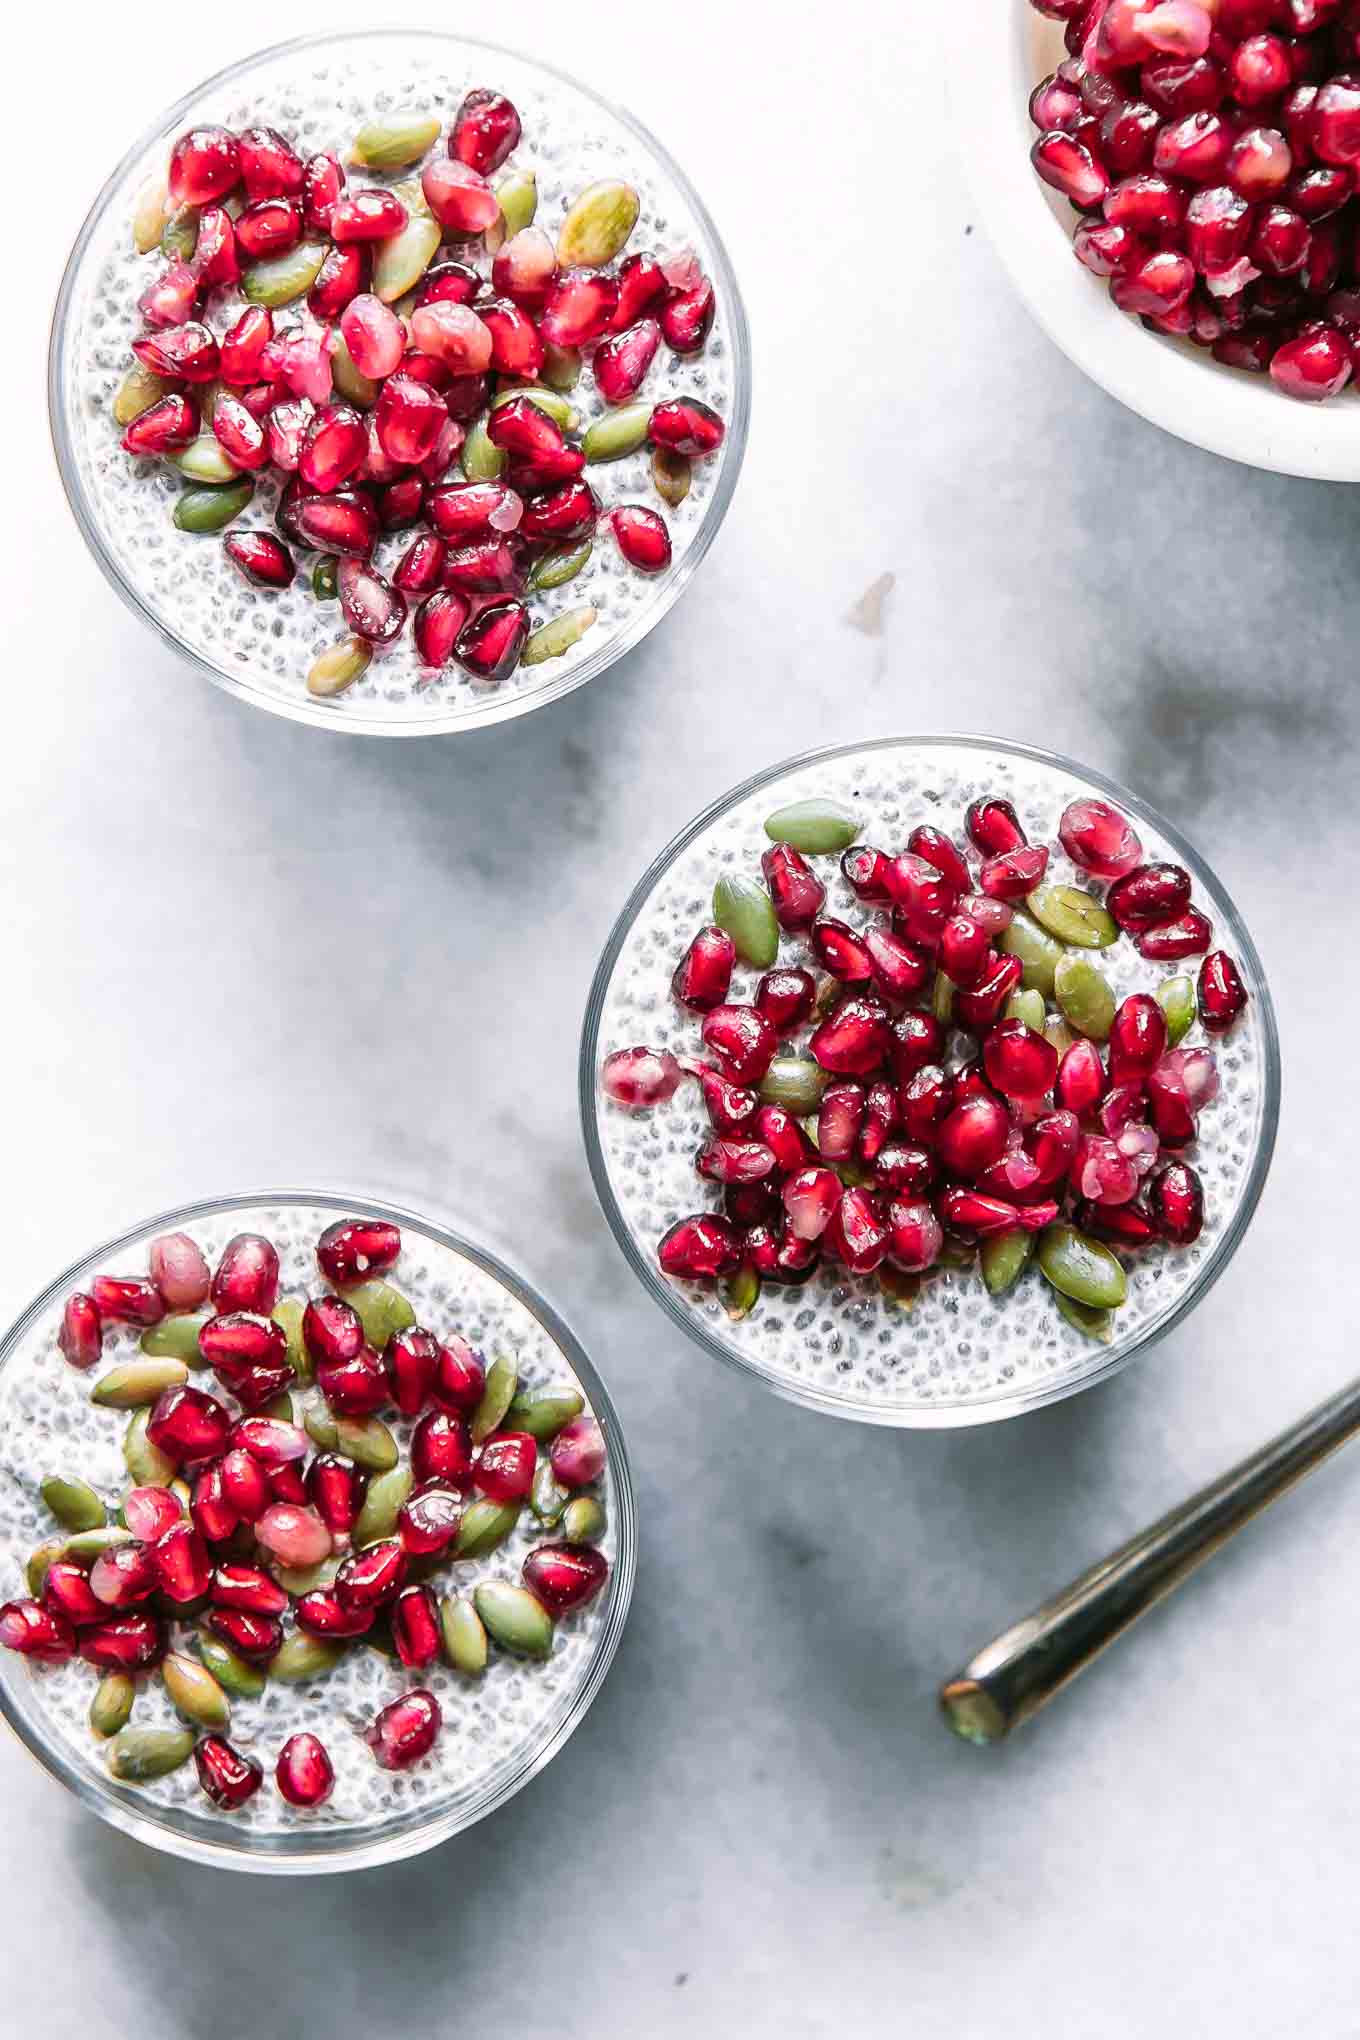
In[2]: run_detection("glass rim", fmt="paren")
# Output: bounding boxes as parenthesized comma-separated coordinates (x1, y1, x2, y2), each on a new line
(0, 1187, 637, 1874)
(579, 732, 1282, 1429)
(46, 26, 752, 739)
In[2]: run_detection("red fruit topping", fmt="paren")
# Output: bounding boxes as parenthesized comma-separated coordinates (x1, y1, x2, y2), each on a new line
(302, 152, 345, 232)
(331, 189, 408, 242)
(335, 1539, 408, 1612)
(192, 1463, 239, 1544)
(316, 1218, 401, 1288)
(220, 1447, 271, 1522)
(610, 504, 672, 572)
(195, 1734, 263, 1810)
(1151, 1160, 1205, 1242)
(229, 1415, 308, 1467)
(661, 278, 716, 354)
(294, 1588, 372, 1639)
(523, 1543, 608, 1616)
(58, 1293, 102, 1370)
(302, 1295, 365, 1369)
(391, 1584, 442, 1669)
(411, 1409, 475, 1489)
(224, 531, 295, 589)
(599, 1045, 682, 1114)
(395, 533, 448, 595)
(672, 925, 736, 1010)
(841, 845, 893, 904)
(1108, 993, 1169, 1080)
(983, 1019, 1061, 1101)
(478, 298, 546, 380)
(89, 1275, 164, 1328)
(43, 1562, 104, 1629)
(3, 1599, 77, 1660)
(235, 196, 302, 261)
(413, 588, 471, 667)
(316, 1342, 388, 1417)
(596, 319, 662, 401)
(276, 1732, 335, 1808)
(151, 1521, 211, 1604)
(658, 1214, 743, 1279)
(238, 125, 304, 203)
(956, 951, 1024, 1032)
(365, 1689, 442, 1770)
(936, 1094, 1011, 1177)
(1059, 798, 1145, 877)
(132, 322, 219, 384)
(550, 1415, 607, 1488)
(169, 127, 241, 208)
(79, 1611, 163, 1671)
(980, 845, 1050, 900)
(885, 1198, 944, 1273)
(452, 88, 521, 173)
(1033, 130, 1111, 207)
(378, 1326, 436, 1419)
(398, 1483, 464, 1557)
(1198, 949, 1248, 1032)
(200, 1311, 287, 1383)
(1138, 909, 1213, 959)
(811, 995, 894, 1075)
(211, 1234, 279, 1315)
(255, 1503, 332, 1570)
(700, 1004, 778, 1084)
(123, 1486, 184, 1543)
(474, 1432, 538, 1504)
(754, 968, 816, 1029)
(455, 598, 529, 682)
(147, 1384, 231, 1464)
(139, 260, 200, 329)
(211, 1564, 288, 1617)
(648, 398, 725, 457)
(421, 157, 501, 233)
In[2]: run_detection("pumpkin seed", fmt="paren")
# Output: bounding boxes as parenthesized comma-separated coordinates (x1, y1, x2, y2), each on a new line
(936, 1237, 978, 1270)
(307, 636, 372, 697)
(721, 1263, 761, 1320)
(522, 606, 597, 666)
(541, 342, 582, 391)
(63, 1526, 133, 1563)
(26, 1540, 65, 1597)
(1055, 1291, 1115, 1342)
(652, 445, 691, 506)
(272, 1556, 337, 1596)
(161, 1650, 231, 1730)
(1157, 974, 1197, 1047)
(169, 437, 241, 486)
(122, 1406, 175, 1487)
(311, 556, 339, 602)
(161, 206, 198, 262)
(508, 1389, 583, 1442)
(1044, 1014, 1075, 1057)
(113, 362, 172, 427)
(879, 1265, 921, 1310)
(763, 799, 861, 855)
(758, 1055, 828, 1114)
(140, 1310, 213, 1363)
(583, 401, 651, 464)
(1038, 1224, 1128, 1311)
(455, 1500, 520, 1558)
(474, 1581, 554, 1660)
(713, 872, 779, 968)
(562, 1496, 606, 1545)
(1053, 953, 1116, 1040)
(1000, 910, 1065, 996)
(440, 1595, 488, 1675)
(372, 214, 441, 303)
(109, 1726, 195, 1782)
(558, 180, 639, 267)
(350, 112, 440, 172)
(461, 416, 505, 480)
(345, 1279, 416, 1351)
(264, 1390, 295, 1423)
(353, 1465, 413, 1548)
(40, 1475, 106, 1532)
(488, 168, 538, 251)
(90, 1673, 135, 1739)
(269, 1632, 343, 1683)
(92, 1358, 188, 1408)
(527, 538, 592, 591)
(304, 1404, 339, 1452)
(241, 240, 328, 307)
(273, 1298, 309, 1379)
(932, 970, 956, 1025)
(1005, 988, 1047, 1033)
(980, 1229, 1035, 1297)
(530, 1462, 569, 1527)
(132, 173, 169, 254)
(331, 331, 379, 409)
(491, 384, 580, 432)
(1028, 884, 1119, 950)
(336, 1415, 398, 1471)
(472, 1355, 518, 1446)
(199, 1631, 267, 1699)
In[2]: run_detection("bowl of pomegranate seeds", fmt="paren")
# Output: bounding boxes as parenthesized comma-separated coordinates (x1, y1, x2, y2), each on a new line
(49, 31, 748, 734)
(0, 1193, 634, 1870)
(977, 0, 1360, 475)
(583, 737, 1279, 1426)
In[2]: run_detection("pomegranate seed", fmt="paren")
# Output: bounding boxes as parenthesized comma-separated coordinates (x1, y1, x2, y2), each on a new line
(1154, 109, 1233, 181)
(700, 1066, 759, 1132)
(200, 1313, 287, 1390)
(862, 925, 930, 1001)
(956, 951, 1025, 1032)
(811, 995, 894, 1075)
(306, 243, 366, 322)
(1250, 203, 1311, 273)
(661, 278, 716, 354)
(1079, 1196, 1161, 1245)
(210, 1234, 279, 1314)
(1106, 862, 1192, 930)
(452, 87, 521, 172)
(394, 533, 448, 595)
(169, 126, 240, 207)
(1142, 54, 1224, 116)
(983, 1019, 1061, 1102)
(885, 853, 959, 945)
(398, 1484, 463, 1556)
(980, 845, 1050, 900)
(192, 1464, 239, 1544)
(1289, 164, 1353, 217)
(754, 1103, 815, 1174)
(122, 1486, 183, 1544)
(211, 1564, 288, 1617)
(1074, 1133, 1142, 1205)
(549, 1415, 607, 1488)
(455, 598, 529, 682)
(302, 152, 345, 231)
(372, 375, 445, 469)
(441, 538, 522, 592)
(657, 1214, 743, 1279)
(1226, 127, 1293, 201)
(391, 1584, 442, 1669)
(298, 402, 366, 495)
(303, 1456, 365, 1547)
(610, 505, 672, 573)
(132, 321, 219, 384)
(42, 1562, 103, 1629)
(816, 1081, 866, 1161)
(478, 298, 546, 380)
(1213, 327, 1276, 370)
(1058, 798, 1144, 877)
(760, 844, 826, 931)
(269, 1463, 308, 1506)
(336, 1539, 408, 1612)
(1198, 949, 1248, 1032)
(884, 1198, 944, 1273)
(147, 1384, 231, 1464)
(335, 294, 402, 382)
(139, 259, 200, 329)
(88, 1274, 163, 1329)
(754, 968, 816, 1029)
(366, 1688, 442, 1770)
(229, 1416, 308, 1468)
(1032, 73, 1086, 130)
(492, 226, 558, 313)
(80, 1610, 163, 1671)
(1105, 170, 1187, 238)
(1187, 183, 1254, 272)
(1103, 100, 1164, 175)
(1138, 908, 1214, 958)
(412, 589, 470, 666)
(420, 157, 500, 234)
(429, 480, 524, 542)
(300, 1296, 363, 1371)
(192, 205, 239, 288)
(935, 1094, 1010, 1177)
(195, 1734, 262, 1810)
(276, 1732, 334, 1808)
(857, 1081, 899, 1165)
(218, 1446, 269, 1521)
(1112, 248, 1197, 314)
(58, 1293, 102, 1369)
(872, 1142, 937, 1193)
(235, 196, 302, 261)
(315, 1218, 401, 1290)
(1270, 321, 1352, 397)
(841, 845, 893, 904)
(648, 398, 725, 458)
(316, 1343, 388, 1417)
(697, 1137, 775, 1184)
(538, 272, 618, 350)
(673, 925, 736, 1009)
(591, 318, 662, 403)
(1056, 1038, 1108, 1115)
(936, 1188, 1028, 1237)
(379, 476, 427, 530)
(1033, 130, 1111, 207)
(965, 797, 1026, 855)
(411, 1409, 475, 1488)
(255, 1504, 332, 1570)
(823, 1186, 890, 1272)
(522, 1543, 608, 1616)
(1151, 1159, 1205, 1242)
(1108, 994, 1169, 1080)
(90, 1542, 157, 1608)
(810, 919, 873, 983)
(237, 124, 304, 204)
(294, 1588, 372, 1639)
(224, 531, 295, 589)
(1230, 32, 1293, 102)
(701, 1004, 778, 1084)
(781, 1166, 842, 1242)
(1, 1599, 75, 1661)
(331, 189, 408, 242)
(430, 1339, 484, 1415)
(518, 480, 598, 545)
(1313, 73, 1360, 163)
(295, 490, 378, 557)
(611, 252, 669, 329)
(151, 1521, 211, 1604)
(940, 913, 992, 987)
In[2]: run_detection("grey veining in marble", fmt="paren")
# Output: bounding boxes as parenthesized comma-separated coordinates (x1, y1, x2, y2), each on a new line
(4, 2, 1359, 2033)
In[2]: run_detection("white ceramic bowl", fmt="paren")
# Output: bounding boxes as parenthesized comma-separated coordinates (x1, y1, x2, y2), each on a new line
(971, 0, 1360, 480)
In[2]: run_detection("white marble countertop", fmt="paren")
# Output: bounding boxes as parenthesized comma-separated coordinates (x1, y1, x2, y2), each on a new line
(5, 2, 1356, 2032)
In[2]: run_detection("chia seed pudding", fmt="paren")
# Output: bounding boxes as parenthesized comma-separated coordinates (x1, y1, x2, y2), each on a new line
(51, 32, 745, 733)
(0, 1196, 630, 1862)
(585, 738, 1276, 1425)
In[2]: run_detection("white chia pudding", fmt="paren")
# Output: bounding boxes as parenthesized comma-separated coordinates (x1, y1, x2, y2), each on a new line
(587, 739, 1276, 1425)
(0, 1197, 628, 1857)
(52, 32, 743, 731)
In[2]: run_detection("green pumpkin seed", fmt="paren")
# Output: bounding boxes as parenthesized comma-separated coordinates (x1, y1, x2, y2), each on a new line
(1044, 1015, 1075, 1057)
(26, 1539, 65, 1597)
(311, 556, 339, 602)
(269, 1632, 343, 1683)
(1055, 1291, 1115, 1342)
(1005, 988, 1047, 1033)
(307, 636, 372, 698)
(713, 872, 779, 968)
(109, 1725, 195, 1783)
(330, 331, 380, 408)
(241, 239, 328, 307)
(336, 1415, 398, 1471)
(353, 1465, 413, 1548)
(174, 478, 254, 533)
(1028, 884, 1118, 950)
(1157, 974, 1197, 1047)
(140, 1309, 213, 1363)
(522, 606, 597, 667)
(271, 1556, 337, 1596)
(472, 1355, 518, 1447)
(1054, 953, 1116, 1041)
(372, 214, 441, 303)
(351, 112, 440, 172)
(528, 538, 592, 591)
(562, 1496, 606, 1545)
(304, 1404, 339, 1452)
(92, 1358, 188, 1408)
(1038, 1224, 1128, 1311)
(758, 1055, 828, 1114)
(879, 1265, 921, 1310)
(762, 799, 861, 855)
(461, 416, 505, 481)
(161, 1650, 231, 1731)
(440, 1595, 488, 1675)
(199, 1631, 267, 1699)
(264, 1390, 295, 1423)
(932, 971, 956, 1025)
(1000, 911, 1066, 997)
(541, 342, 582, 391)
(583, 401, 651, 464)
(113, 362, 172, 426)
(169, 436, 241, 486)
(455, 1500, 520, 1559)
(980, 1229, 1035, 1297)
(161, 206, 198, 262)
(40, 1476, 106, 1533)
(342, 1279, 416, 1350)
(269, 1297, 308, 1380)
(491, 384, 580, 433)
(652, 445, 691, 506)
(132, 173, 169, 254)
(558, 180, 639, 267)
(721, 1263, 761, 1320)
(488, 168, 538, 251)
(474, 1580, 555, 1659)
(508, 1389, 584, 1442)
(530, 1461, 569, 1527)
(90, 1673, 135, 1739)
(62, 1525, 133, 1564)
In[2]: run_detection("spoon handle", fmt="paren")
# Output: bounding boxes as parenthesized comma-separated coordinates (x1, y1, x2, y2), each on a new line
(940, 1373, 1360, 1745)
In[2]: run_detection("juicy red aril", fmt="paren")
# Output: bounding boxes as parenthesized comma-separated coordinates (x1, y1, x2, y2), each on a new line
(366, 1689, 442, 1770)
(147, 1384, 231, 1463)
(1314, 74, 1360, 163)
(303, 1295, 365, 1367)
(673, 925, 736, 1009)
(782, 1166, 842, 1242)
(864, 925, 931, 1001)
(193, 205, 239, 287)
(133, 322, 219, 383)
(1290, 165, 1353, 218)
(1227, 128, 1293, 202)
(317, 1344, 388, 1417)
(595, 319, 663, 402)
(225, 531, 295, 589)
(601, 1044, 684, 1116)
(939, 1188, 1031, 1237)
(1138, 909, 1213, 959)
(980, 845, 1049, 900)
(858, 1081, 899, 1165)
(1198, 950, 1248, 1032)
(430, 480, 524, 542)
(212, 1234, 279, 1314)
(1154, 110, 1232, 181)
(80, 1611, 163, 1671)
(294, 491, 378, 557)
(375, 375, 447, 469)
(2, 1599, 76, 1660)
(873, 1143, 936, 1193)
(336, 1539, 408, 1612)
(1079, 1197, 1161, 1246)
(412, 1408, 475, 1488)
(396, 534, 448, 595)
(195, 1734, 263, 1810)
(398, 1484, 463, 1556)
(377, 1326, 436, 1418)
(648, 398, 725, 458)
(229, 1415, 307, 1467)
(940, 913, 992, 987)
(294, 1588, 372, 1639)
(211, 1563, 288, 1617)
(817, 1082, 866, 1161)
(169, 126, 240, 207)
(1186, 183, 1253, 271)
(696, 1136, 776, 1184)
(841, 845, 893, 904)
(268, 1464, 308, 1506)
(965, 796, 1026, 855)
(812, 996, 894, 1075)
(204, 1607, 281, 1664)
(1231, 32, 1293, 103)
(754, 967, 816, 1029)
(421, 157, 500, 233)
(885, 853, 958, 946)
(316, 1218, 400, 1288)
(1056, 1038, 1108, 1115)
(982, 1019, 1060, 1102)
(151, 1521, 211, 1604)
(550, 1415, 606, 1487)
(211, 393, 267, 470)
(1109, 993, 1169, 1080)
(1151, 1160, 1205, 1243)
(139, 260, 200, 329)
(657, 1214, 742, 1279)
(391, 1585, 442, 1669)
(661, 278, 716, 354)
(1059, 798, 1144, 877)
(478, 299, 546, 380)
(58, 1293, 102, 1370)
(331, 189, 408, 242)
(276, 1733, 334, 1808)
(1111, 249, 1196, 316)
(255, 1503, 332, 1570)
(192, 1464, 239, 1544)
(810, 919, 874, 983)
(1033, 131, 1111, 207)
(756, 1104, 815, 1174)
(235, 196, 302, 260)
(936, 1094, 1011, 1177)
(956, 951, 1024, 1032)
(701, 1067, 759, 1132)
(493, 226, 559, 311)
(304, 1456, 367, 1546)
(522, 1543, 608, 1616)
(758, 844, 824, 932)
(200, 1311, 287, 1384)
(90, 1275, 165, 1328)
(1100, 102, 1161, 177)
(885, 1198, 944, 1273)
(1270, 322, 1353, 398)
(441, 538, 522, 592)
(300, 403, 367, 493)
(539, 273, 619, 350)
(121, 391, 198, 455)
(455, 599, 529, 682)
(1074, 1134, 1141, 1205)
(1107, 861, 1193, 930)
(1104, 171, 1187, 239)
(220, 1447, 270, 1521)
(43, 1563, 104, 1628)
(902, 827, 969, 897)
(309, 241, 368, 321)
(452, 88, 521, 173)
(609, 501, 671, 572)
(825, 1186, 890, 1272)
(123, 1485, 184, 1543)
(1250, 204, 1311, 274)
(238, 124, 304, 203)
(413, 589, 469, 667)
(701, 1003, 777, 1083)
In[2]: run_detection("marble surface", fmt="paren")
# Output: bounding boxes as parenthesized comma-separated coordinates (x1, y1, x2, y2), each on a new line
(4, 3, 1357, 2032)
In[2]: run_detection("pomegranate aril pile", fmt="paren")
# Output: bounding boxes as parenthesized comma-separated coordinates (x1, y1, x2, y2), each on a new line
(118, 84, 728, 697)
(1026, 0, 1360, 400)
(1, 1212, 611, 1821)
(607, 783, 1251, 1340)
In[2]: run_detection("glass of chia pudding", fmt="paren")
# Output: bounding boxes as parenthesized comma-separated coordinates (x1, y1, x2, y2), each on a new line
(48, 30, 749, 735)
(582, 736, 1279, 1427)
(0, 1192, 635, 1872)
